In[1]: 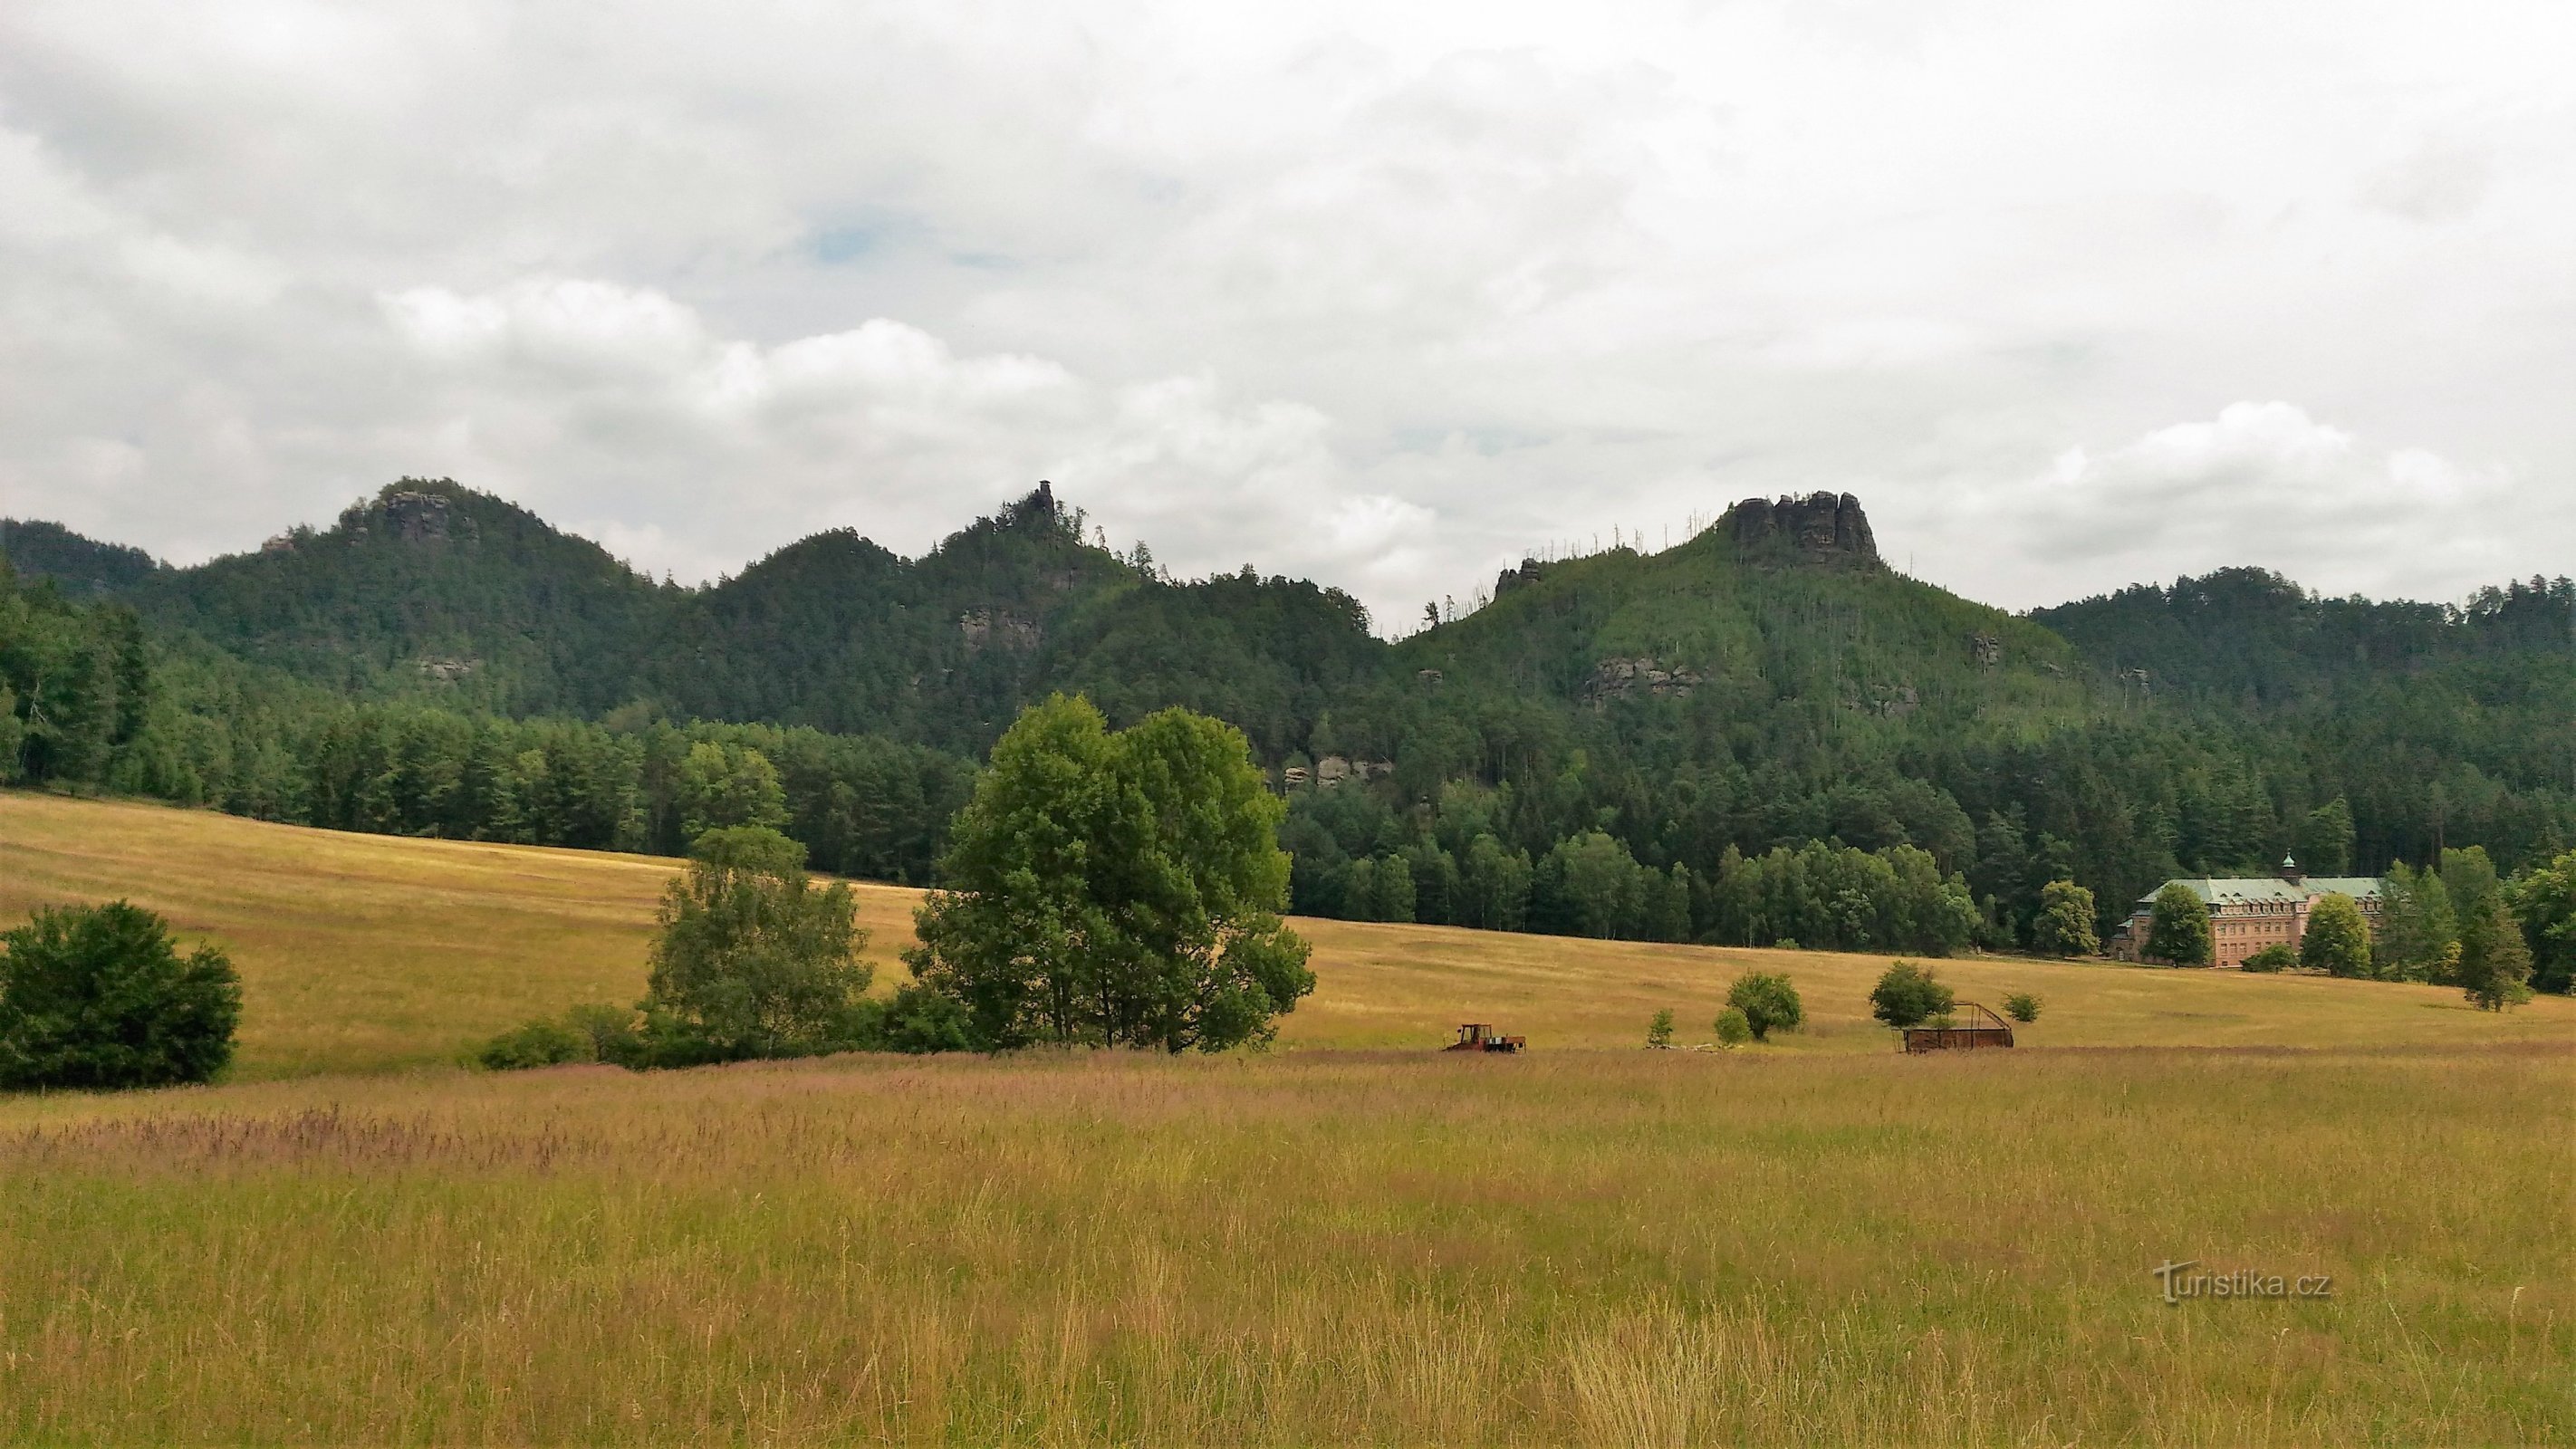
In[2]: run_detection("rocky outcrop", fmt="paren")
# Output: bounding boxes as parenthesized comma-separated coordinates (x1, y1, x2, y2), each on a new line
(384, 490, 456, 542)
(1720, 492, 1878, 564)
(417, 657, 478, 682)
(1492, 558, 1547, 598)
(1970, 632, 2002, 669)
(1583, 657, 1706, 703)
(342, 488, 476, 546)
(957, 608, 1042, 653)
(1311, 755, 1394, 790)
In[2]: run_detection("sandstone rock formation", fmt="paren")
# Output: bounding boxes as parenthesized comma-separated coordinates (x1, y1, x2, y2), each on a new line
(1583, 657, 1706, 703)
(1720, 492, 1878, 564)
(957, 608, 1042, 653)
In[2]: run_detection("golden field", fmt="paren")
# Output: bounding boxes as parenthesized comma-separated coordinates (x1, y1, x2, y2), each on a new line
(2, 790, 2572, 1444)
(5, 791, 2568, 1077)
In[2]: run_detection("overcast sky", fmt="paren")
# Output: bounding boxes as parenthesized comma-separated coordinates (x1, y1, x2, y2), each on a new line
(3, 1, 2570, 626)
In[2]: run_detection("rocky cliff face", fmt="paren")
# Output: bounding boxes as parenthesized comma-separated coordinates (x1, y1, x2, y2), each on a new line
(1721, 492, 1878, 564)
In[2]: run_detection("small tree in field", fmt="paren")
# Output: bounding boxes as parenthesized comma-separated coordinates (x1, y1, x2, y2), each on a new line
(1725, 972, 1802, 1041)
(1646, 1008, 1675, 1049)
(2456, 895, 2534, 1012)
(2144, 883, 2213, 966)
(1713, 1007, 1753, 1047)
(1870, 961, 1956, 1029)
(2299, 893, 2371, 977)
(0, 901, 241, 1089)
(2001, 992, 2042, 1023)
(2030, 880, 2099, 957)
(643, 825, 874, 1061)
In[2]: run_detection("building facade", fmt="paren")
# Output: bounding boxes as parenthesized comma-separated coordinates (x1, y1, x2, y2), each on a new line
(2109, 857, 2380, 968)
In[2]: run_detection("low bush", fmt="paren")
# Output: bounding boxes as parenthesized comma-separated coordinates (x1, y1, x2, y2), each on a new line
(2241, 944, 2296, 974)
(2002, 992, 2042, 1023)
(1713, 1007, 1753, 1047)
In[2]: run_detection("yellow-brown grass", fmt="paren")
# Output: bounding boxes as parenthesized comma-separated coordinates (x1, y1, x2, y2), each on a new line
(1, 1045, 2568, 1444)
(6, 791, 2569, 1079)
(5, 792, 2576, 1443)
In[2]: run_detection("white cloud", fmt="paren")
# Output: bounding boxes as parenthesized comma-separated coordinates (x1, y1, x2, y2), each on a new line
(1918, 402, 2552, 605)
(1, 0, 2572, 625)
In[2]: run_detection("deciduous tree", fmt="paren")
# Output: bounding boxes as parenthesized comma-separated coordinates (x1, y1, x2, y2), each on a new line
(2144, 883, 2213, 966)
(2030, 880, 2100, 957)
(908, 696, 1313, 1052)
(2299, 892, 2371, 978)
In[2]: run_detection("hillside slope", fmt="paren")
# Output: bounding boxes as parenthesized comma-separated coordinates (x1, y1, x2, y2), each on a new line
(5, 792, 2564, 1080)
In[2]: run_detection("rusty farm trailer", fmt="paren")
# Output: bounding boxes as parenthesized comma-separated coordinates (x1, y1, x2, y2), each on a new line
(1901, 1002, 2015, 1054)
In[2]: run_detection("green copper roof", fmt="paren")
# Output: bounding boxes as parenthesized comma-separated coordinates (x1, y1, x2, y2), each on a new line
(2134, 876, 2383, 907)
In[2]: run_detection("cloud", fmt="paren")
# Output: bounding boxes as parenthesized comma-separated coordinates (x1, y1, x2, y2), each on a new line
(2, 0, 2572, 625)
(1924, 402, 2552, 606)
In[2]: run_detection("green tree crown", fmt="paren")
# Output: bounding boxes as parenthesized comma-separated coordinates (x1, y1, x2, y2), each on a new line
(0, 900, 241, 1089)
(908, 696, 1314, 1052)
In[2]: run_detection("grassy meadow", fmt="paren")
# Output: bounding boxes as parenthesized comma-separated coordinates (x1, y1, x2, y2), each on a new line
(6, 791, 2568, 1077)
(2, 790, 2572, 1444)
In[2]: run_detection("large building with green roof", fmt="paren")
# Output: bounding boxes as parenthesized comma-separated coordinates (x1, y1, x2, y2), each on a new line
(2109, 857, 2380, 967)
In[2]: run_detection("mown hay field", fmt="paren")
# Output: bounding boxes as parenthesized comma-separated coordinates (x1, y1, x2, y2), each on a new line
(6, 792, 2568, 1078)
(3, 791, 2572, 1444)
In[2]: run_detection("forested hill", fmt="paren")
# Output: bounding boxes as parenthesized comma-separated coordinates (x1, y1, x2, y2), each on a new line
(8, 480, 2573, 948)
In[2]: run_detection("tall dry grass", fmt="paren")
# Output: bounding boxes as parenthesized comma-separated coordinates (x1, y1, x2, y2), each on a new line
(3, 1043, 2567, 1444)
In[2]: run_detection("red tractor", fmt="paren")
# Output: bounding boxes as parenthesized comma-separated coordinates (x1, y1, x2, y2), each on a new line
(1445, 1022, 1525, 1053)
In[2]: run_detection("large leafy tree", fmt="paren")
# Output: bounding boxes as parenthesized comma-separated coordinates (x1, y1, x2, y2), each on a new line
(2298, 892, 2372, 978)
(642, 825, 872, 1060)
(0, 901, 241, 1089)
(2456, 894, 2534, 1012)
(2143, 883, 2214, 965)
(908, 696, 1313, 1052)
(2030, 879, 2100, 957)
(2504, 852, 2576, 994)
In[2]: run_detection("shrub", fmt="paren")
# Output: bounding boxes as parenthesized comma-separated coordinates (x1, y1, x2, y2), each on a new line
(1725, 972, 1802, 1041)
(478, 1018, 593, 1071)
(1646, 1007, 1675, 1049)
(882, 982, 982, 1054)
(0, 900, 241, 1090)
(2241, 943, 2296, 974)
(2002, 992, 2042, 1023)
(1713, 1007, 1753, 1047)
(1869, 961, 1955, 1029)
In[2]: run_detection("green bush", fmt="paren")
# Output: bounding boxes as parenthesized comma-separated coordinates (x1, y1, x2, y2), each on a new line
(477, 1018, 594, 1071)
(0, 901, 241, 1090)
(882, 982, 981, 1054)
(1646, 1008, 1676, 1049)
(1713, 1007, 1753, 1047)
(2240, 943, 2296, 974)
(2002, 992, 2042, 1023)
(1725, 972, 1802, 1041)
(1869, 961, 1955, 1029)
